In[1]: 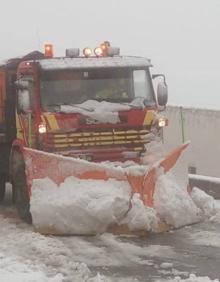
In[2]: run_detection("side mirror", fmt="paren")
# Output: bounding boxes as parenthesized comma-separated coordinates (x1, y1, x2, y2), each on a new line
(152, 74, 168, 107)
(15, 79, 30, 90)
(17, 89, 32, 114)
(157, 82, 168, 106)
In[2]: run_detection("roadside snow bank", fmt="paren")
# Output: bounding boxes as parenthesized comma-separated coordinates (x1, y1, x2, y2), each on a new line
(154, 173, 201, 228)
(0, 253, 63, 282)
(210, 200, 220, 223)
(157, 273, 219, 281)
(31, 177, 131, 234)
(191, 187, 218, 218)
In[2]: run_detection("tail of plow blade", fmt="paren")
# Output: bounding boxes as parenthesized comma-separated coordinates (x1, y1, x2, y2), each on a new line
(21, 142, 189, 206)
(126, 142, 190, 207)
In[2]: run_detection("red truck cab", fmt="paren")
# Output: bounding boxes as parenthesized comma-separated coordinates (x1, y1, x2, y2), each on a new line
(0, 43, 168, 210)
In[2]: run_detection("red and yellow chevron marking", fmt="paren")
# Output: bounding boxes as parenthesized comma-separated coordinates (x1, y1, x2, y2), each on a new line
(41, 110, 156, 133)
(143, 110, 155, 126)
(16, 113, 28, 145)
(43, 113, 59, 131)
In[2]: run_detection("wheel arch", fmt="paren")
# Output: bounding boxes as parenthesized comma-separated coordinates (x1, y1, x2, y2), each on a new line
(10, 140, 32, 223)
(9, 140, 25, 181)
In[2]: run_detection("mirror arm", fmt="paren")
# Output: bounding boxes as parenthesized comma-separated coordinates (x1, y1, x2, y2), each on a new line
(152, 74, 167, 85)
(14, 79, 30, 90)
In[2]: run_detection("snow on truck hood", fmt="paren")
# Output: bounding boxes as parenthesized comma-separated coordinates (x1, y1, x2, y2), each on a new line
(60, 99, 146, 124)
(39, 56, 152, 70)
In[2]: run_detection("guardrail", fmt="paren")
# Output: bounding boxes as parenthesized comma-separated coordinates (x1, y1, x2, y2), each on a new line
(189, 174, 220, 199)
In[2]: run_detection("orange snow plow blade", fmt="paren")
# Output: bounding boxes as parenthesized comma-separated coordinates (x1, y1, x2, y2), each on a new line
(127, 142, 190, 207)
(21, 142, 190, 207)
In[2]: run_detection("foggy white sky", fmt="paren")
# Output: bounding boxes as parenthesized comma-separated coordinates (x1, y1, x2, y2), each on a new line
(1, 0, 220, 109)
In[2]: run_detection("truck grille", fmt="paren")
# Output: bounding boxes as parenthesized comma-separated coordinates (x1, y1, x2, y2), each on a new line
(43, 128, 150, 151)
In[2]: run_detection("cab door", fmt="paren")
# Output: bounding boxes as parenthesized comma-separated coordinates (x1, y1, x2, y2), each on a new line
(0, 70, 6, 142)
(16, 75, 36, 147)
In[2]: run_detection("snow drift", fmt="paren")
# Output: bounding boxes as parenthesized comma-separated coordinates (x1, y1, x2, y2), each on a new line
(157, 274, 220, 282)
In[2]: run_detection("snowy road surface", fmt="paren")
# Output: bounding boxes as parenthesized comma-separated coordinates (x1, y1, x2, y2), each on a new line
(1, 188, 220, 281)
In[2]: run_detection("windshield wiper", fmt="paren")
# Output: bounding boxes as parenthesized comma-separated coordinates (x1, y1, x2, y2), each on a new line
(117, 102, 143, 109)
(45, 103, 94, 112)
(93, 97, 143, 109)
(119, 97, 146, 109)
(72, 105, 94, 112)
(67, 104, 94, 112)
(45, 103, 62, 111)
(131, 97, 156, 107)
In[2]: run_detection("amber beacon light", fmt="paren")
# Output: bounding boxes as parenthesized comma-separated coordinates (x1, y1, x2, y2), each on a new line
(44, 44, 54, 58)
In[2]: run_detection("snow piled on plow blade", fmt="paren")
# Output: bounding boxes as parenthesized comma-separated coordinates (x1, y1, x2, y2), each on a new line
(30, 177, 131, 235)
(29, 172, 211, 235)
(26, 141, 219, 235)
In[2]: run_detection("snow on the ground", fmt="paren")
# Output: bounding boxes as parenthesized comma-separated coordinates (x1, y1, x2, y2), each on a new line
(160, 262, 174, 269)
(0, 213, 105, 281)
(0, 252, 63, 282)
(181, 199, 220, 248)
(188, 229, 220, 248)
(1, 198, 220, 281)
(190, 188, 220, 224)
(60, 233, 176, 267)
(157, 274, 219, 282)
(191, 187, 219, 218)
(154, 172, 201, 228)
(210, 200, 220, 223)
(0, 208, 178, 282)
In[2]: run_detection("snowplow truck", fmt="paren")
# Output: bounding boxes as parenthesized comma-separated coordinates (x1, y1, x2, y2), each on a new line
(0, 42, 188, 223)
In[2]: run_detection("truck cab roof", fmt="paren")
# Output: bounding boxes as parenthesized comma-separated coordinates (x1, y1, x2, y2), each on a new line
(38, 56, 152, 71)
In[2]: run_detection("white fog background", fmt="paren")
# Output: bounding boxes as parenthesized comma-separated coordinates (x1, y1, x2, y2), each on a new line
(0, 0, 219, 109)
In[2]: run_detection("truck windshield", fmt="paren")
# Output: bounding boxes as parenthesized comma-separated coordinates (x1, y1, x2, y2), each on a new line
(40, 68, 155, 111)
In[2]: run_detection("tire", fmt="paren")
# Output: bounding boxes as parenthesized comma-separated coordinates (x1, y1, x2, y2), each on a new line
(11, 150, 32, 224)
(0, 174, 6, 203)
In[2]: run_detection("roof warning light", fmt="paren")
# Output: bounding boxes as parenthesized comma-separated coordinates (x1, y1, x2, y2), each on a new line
(44, 44, 54, 58)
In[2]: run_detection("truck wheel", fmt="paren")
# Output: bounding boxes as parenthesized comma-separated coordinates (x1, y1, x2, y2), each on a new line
(0, 174, 6, 203)
(11, 150, 32, 224)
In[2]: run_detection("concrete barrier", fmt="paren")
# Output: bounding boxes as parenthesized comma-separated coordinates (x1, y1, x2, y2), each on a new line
(163, 106, 220, 178)
(189, 174, 220, 199)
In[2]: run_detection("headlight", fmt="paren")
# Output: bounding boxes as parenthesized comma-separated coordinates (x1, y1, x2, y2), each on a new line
(38, 123, 47, 134)
(94, 47, 103, 57)
(83, 47, 92, 57)
(158, 117, 167, 127)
